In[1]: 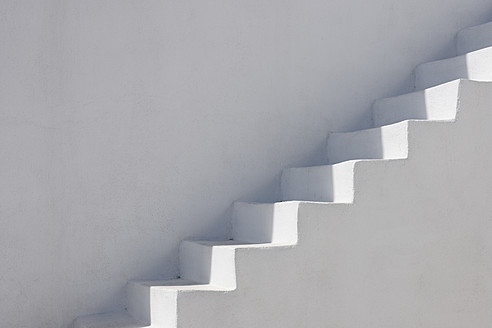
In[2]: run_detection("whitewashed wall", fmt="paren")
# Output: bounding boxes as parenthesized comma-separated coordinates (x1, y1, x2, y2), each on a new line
(1, 1, 491, 327)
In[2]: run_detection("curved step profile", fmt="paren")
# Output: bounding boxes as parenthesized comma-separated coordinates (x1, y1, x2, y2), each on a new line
(414, 46, 492, 90)
(457, 21, 492, 55)
(372, 79, 460, 127)
(326, 120, 409, 165)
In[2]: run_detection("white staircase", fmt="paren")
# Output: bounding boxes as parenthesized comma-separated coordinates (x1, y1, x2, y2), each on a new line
(74, 21, 492, 328)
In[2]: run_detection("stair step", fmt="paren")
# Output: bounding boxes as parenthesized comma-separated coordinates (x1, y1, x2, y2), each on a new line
(372, 79, 460, 127)
(280, 160, 356, 203)
(232, 201, 299, 244)
(73, 19, 492, 328)
(457, 21, 492, 55)
(326, 121, 409, 164)
(128, 240, 293, 326)
(127, 278, 228, 326)
(179, 240, 239, 291)
(130, 278, 229, 291)
(180, 240, 286, 290)
(414, 46, 492, 90)
(73, 311, 146, 328)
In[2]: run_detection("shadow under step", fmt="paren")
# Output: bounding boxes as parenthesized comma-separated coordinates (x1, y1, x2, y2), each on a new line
(372, 79, 460, 127)
(280, 161, 356, 203)
(327, 120, 409, 164)
(414, 46, 492, 90)
(457, 21, 492, 55)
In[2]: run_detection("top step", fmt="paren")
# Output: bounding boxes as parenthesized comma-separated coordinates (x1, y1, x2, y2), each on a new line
(457, 21, 492, 55)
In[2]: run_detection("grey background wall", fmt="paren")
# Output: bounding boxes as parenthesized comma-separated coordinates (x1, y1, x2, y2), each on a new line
(1, 1, 492, 327)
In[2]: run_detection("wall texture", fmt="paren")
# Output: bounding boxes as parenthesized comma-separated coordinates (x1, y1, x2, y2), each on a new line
(1, 1, 492, 327)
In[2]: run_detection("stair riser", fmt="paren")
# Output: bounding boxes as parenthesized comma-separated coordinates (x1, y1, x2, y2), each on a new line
(127, 281, 151, 324)
(179, 241, 236, 289)
(232, 202, 299, 244)
(280, 162, 355, 203)
(127, 281, 178, 327)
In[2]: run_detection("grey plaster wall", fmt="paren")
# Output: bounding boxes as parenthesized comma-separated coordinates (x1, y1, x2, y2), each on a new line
(1, 1, 492, 327)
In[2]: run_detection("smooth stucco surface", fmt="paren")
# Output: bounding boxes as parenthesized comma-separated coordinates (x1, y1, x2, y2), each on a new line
(2, 1, 492, 327)
(77, 80, 492, 327)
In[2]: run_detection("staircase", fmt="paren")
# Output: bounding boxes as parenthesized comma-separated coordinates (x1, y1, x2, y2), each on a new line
(74, 21, 492, 327)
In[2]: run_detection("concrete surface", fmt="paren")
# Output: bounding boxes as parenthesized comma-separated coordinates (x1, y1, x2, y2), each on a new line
(2, 1, 492, 327)
(75, 24, 492, 327)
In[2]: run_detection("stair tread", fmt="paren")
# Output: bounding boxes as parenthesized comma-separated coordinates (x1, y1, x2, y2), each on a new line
(236, 200, 302, 205)
(284, 158, 405, 171)
(331, 118, 450, 137)
(184, 239, 294, 248)
(236, 200, 347, 206)
(284, 160, 358, 171)
(131, 278, 231, 291)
